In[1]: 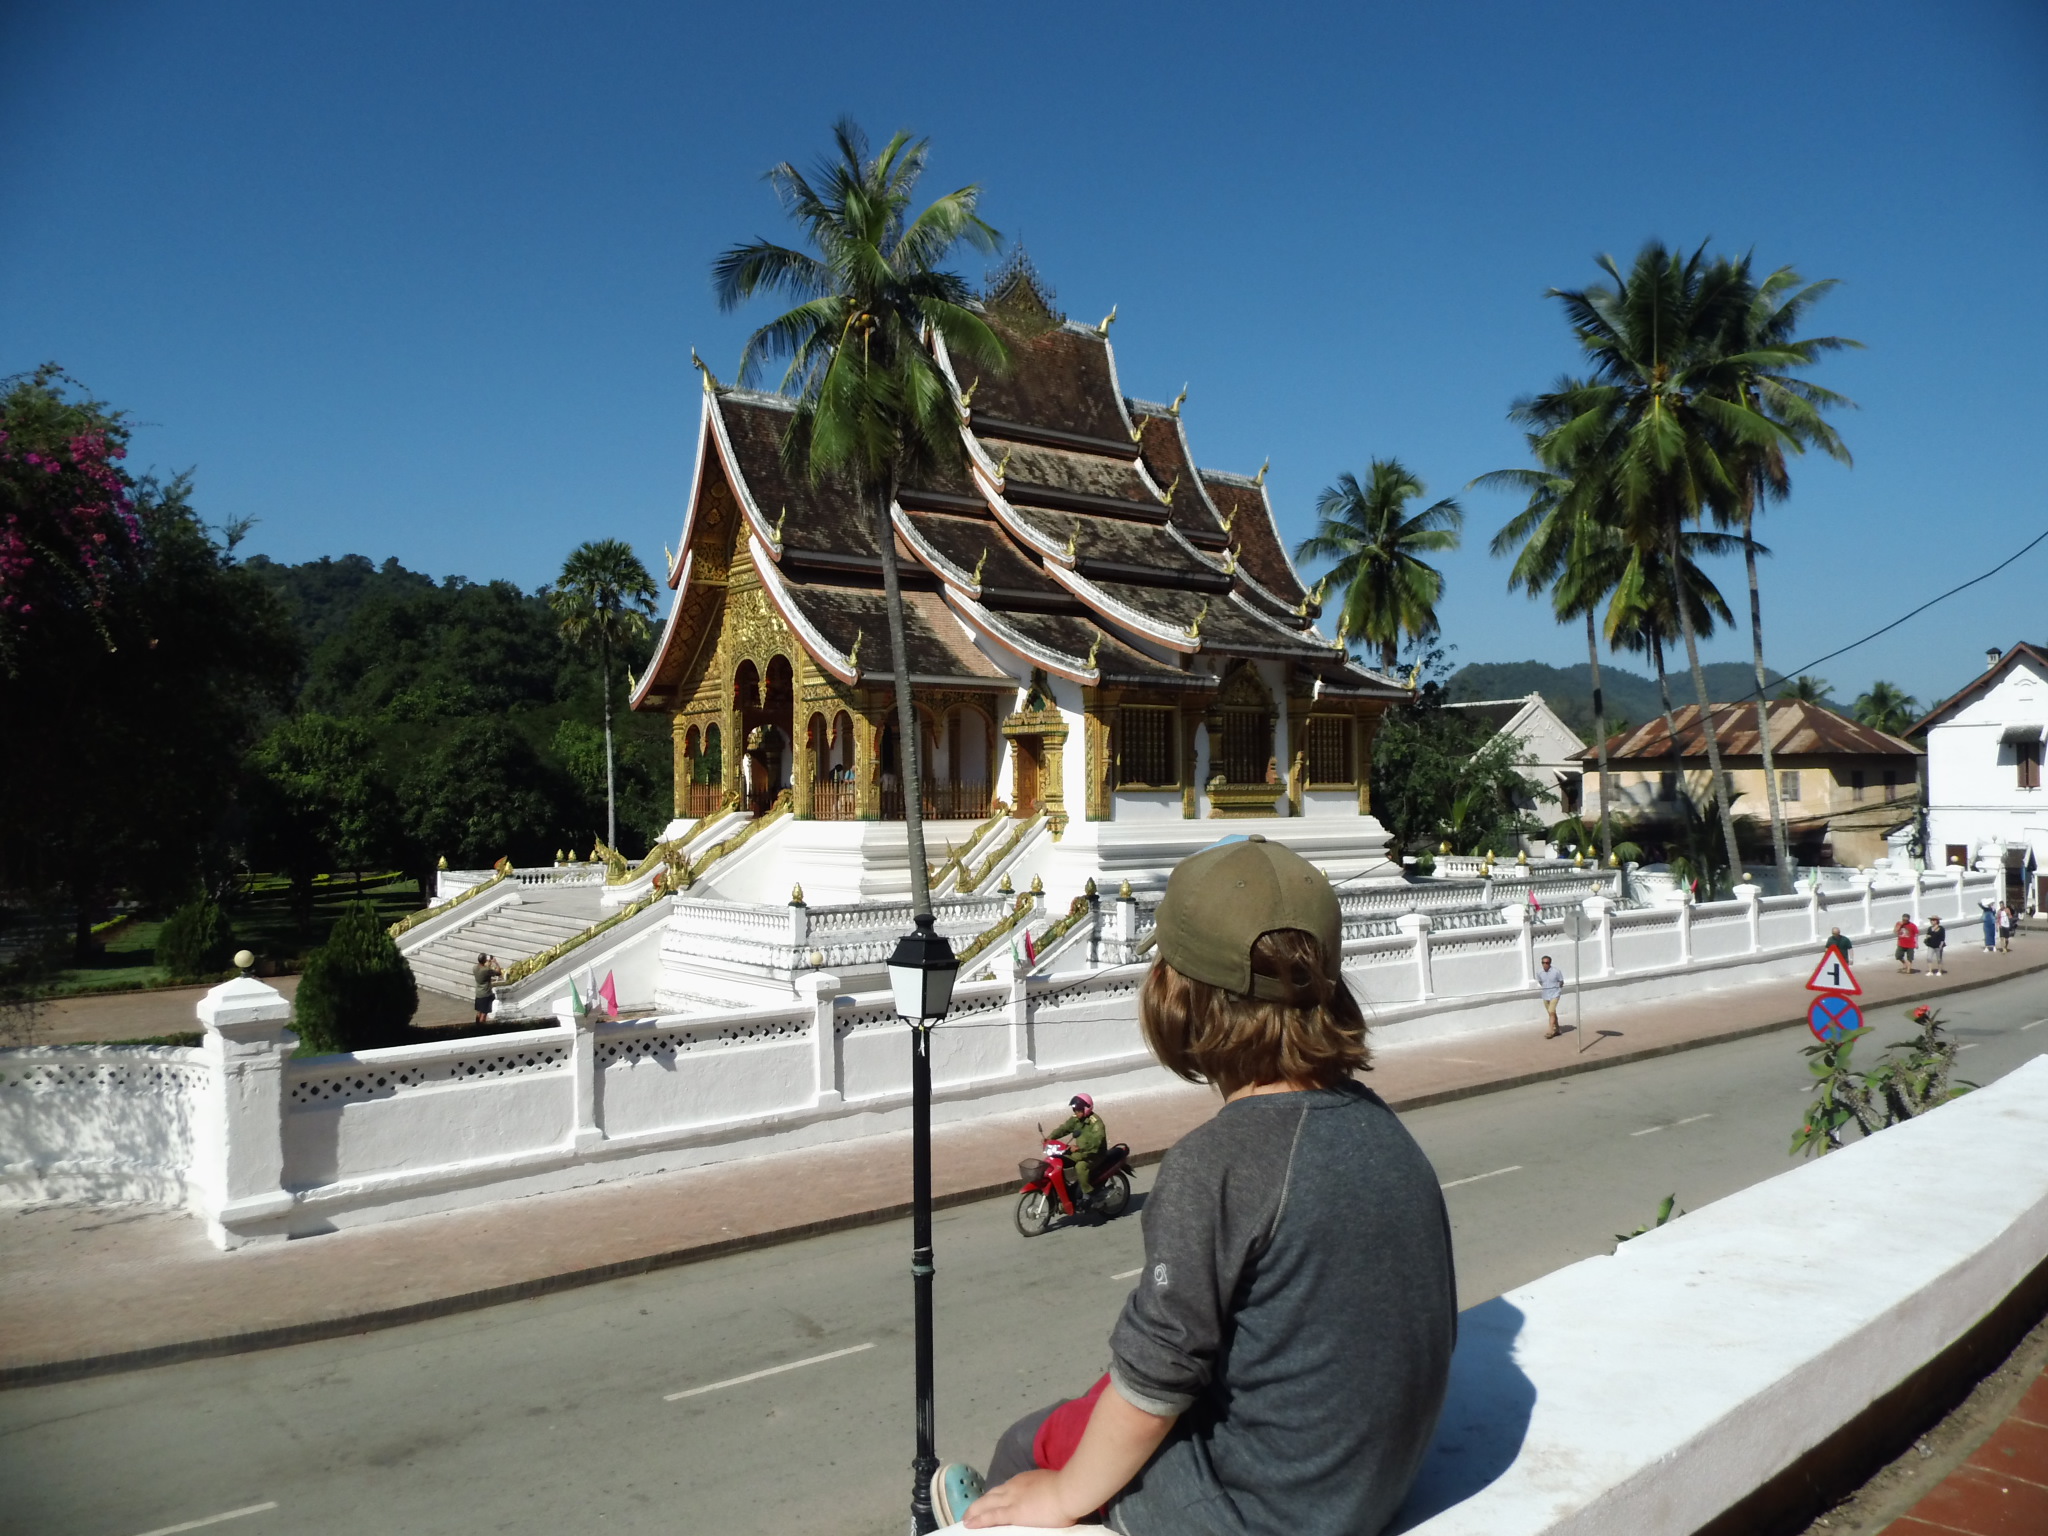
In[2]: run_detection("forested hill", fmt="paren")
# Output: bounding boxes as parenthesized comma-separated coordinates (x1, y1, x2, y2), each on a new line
(1447, 660, 1788, 741)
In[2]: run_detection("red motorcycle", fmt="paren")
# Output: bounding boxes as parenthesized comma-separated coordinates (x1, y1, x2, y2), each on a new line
(1015, 1133, 1133, 1235)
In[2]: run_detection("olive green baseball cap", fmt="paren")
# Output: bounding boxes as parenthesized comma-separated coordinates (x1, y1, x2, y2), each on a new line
(1155, 835, 1342, 999)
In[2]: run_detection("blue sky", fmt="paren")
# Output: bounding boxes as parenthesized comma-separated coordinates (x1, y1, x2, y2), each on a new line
(4, 1, 2043, 707)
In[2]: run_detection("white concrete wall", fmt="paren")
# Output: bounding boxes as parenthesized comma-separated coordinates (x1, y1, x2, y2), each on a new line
(1396, 1053, 2048, 1535)
(0, 870, 1998, 1246)
(1926, 650, 2048, 876)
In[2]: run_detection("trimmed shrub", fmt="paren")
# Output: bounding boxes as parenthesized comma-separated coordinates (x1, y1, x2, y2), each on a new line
(292, 900, 418, 1053)
(155, 900, 235, 983)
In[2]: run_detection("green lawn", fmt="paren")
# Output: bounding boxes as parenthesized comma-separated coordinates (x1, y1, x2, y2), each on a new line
(43, 872, 430, 996)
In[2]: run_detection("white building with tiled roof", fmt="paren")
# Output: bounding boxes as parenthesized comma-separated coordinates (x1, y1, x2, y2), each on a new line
(1915, 643, 2048, 912)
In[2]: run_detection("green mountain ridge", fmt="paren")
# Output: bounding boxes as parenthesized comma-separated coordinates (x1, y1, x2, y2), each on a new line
(1447, 660, 1813, 742)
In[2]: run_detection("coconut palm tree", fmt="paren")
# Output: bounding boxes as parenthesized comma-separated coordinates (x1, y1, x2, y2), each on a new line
(551, 540, 658, 850)
(1853, 681, 1919, 737)
(712, 120, 1004, 919)
(1295, 460, 1463, 670)
(1538, 242, 1791, 883)
(1479, 394, 1626, 865)
(1776, 675, 1832, 704)
(1709, 256, 1858, 891)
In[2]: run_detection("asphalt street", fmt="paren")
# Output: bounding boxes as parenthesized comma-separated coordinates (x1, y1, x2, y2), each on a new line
(3, 973, 2043, 1536)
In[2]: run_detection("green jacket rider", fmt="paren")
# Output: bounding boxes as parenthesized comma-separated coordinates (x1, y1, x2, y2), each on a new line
(1048, 1093, 1107, 1197)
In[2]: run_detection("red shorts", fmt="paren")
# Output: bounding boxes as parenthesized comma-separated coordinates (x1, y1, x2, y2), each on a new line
(1032, 1374, 1111, 1470)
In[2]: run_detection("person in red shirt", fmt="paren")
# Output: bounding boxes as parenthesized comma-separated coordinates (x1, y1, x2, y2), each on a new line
(1893, 913, 1919, 974)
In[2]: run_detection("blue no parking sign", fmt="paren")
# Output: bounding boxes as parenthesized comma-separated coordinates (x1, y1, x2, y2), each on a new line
(1808, 994, 1864, 1042)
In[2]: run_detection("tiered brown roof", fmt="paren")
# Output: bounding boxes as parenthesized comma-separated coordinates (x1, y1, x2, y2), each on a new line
(633, 265, 1401, 710)
(1579, 700, 1920, 763)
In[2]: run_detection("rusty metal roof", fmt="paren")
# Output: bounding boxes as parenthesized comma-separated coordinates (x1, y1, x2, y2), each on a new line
(1579, 700, 1920, 762)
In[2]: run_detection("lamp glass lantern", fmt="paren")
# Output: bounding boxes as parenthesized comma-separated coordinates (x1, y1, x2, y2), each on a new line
(888, 914, 959, 1022)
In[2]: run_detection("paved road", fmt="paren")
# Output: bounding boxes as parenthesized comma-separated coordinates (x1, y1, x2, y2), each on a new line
(4, 975, 2042, 1536)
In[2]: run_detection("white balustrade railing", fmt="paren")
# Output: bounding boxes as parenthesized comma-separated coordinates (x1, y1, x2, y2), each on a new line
(2, 869, 2002, 1248)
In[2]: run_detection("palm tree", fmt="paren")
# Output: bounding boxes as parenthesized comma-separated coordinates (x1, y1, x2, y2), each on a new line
(552, 540, 658, 850)
(1294, 460, 1463, 670)
(1479, 396, 1624, 865)
(1710, 257, 1858, 892)
(1539, 242, 1794, 882)
(1778, 674, 1832, 703)
(713, 120, 1004, 921)
(1853, 681, 1919, 737)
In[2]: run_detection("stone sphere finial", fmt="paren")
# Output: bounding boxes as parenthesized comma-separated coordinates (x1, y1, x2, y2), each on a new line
(233, 949, 255, 975)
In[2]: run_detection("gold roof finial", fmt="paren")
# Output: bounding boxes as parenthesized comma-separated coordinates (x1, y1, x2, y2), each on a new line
(1220, 506, 1236, 535)
(846, 631, 862, 668)
(1160, 473, 1178, 506)
(691, 348, 720, 393)
(1064, 530, 1078, 561)
(1310, 575, 1329, 606)
(772, 507, 787, 546)
(972, 547, 988, 586)
(791, 882, 805, 904)
(1186, 599, 1209, 641)
(959, 377, 979, 410)
(664, 543, 678, 579)
(1096, 304, 1117, 336)
(1222, 546, 1238, 575)
(994, 446, 1012, 484)
(1333, 614, 1350, 650)
(1253, 457, 1269, 487)
(1085, 632, 1102, 671)
(1168, 384, 1188, 417)
(1129, 418, 1147, 445)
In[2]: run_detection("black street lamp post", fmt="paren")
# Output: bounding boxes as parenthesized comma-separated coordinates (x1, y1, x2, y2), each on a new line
(888, 913, 959, 1535)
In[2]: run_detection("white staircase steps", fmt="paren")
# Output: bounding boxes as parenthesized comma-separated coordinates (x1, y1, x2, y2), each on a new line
(405, 887, 610, 1000)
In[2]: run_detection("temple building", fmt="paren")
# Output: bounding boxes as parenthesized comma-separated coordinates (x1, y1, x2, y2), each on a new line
(629, 263, 1410, 905)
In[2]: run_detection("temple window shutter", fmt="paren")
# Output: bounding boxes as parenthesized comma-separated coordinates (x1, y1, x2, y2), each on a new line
(1219, 711, 1271, 785)
(1304, 716, 1351, 784)
(1118, 707, 1176, 787)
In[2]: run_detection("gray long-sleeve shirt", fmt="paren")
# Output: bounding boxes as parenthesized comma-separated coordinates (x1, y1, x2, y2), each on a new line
(1106, 1081, 1456, 1536)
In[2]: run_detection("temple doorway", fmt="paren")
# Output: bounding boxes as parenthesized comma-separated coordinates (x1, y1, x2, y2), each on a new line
(1012, 735, 1044, 817)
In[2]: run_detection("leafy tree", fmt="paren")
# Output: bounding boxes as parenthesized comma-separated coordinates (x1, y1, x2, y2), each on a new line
(400, 717, 561, 870)
(1853, 681, 1919, 737)
(0, 372, 301, 951)
(249, 714, 397, 935)
(1791, 1005, 1969, 1158)
(1371, 652, 1544, 856)
(1296, 460, 1463, 670)
(713, 118, 1005, 920)
(1710, 259, 1857, 892)
(550, 540, 657, 849)
(291, 899, 417, 1053)
(155, 898, 235, 982)
(1776, 674, 1832, 703)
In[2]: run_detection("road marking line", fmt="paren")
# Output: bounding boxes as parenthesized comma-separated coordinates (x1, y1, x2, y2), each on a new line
(1441, 1166, 1522, 1190)
(1959, 1043, 1980, 1051)
(1633, 1113, 1714, 1137)
(133, 1506, 278, 1536)
(1111, 1267, 1144, 1280)
(2022, 1019, 2048, 1032)
(665, 1342, 875, 1400)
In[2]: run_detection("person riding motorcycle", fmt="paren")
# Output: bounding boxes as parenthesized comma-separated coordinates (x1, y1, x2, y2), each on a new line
(1047, 1094, 1107, 1203)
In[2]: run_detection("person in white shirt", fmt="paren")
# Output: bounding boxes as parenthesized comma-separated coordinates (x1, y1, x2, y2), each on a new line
(1538, 954, 1566, 1039)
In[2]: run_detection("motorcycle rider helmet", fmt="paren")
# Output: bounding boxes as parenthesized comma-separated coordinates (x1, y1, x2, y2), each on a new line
(1069, 1093, 1093, 1116)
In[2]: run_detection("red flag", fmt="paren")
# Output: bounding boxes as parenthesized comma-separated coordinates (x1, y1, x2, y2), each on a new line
(1528, 889, 1542, 913)
(598, 971, 619, 1019)
(1023, 930, 1038, 966)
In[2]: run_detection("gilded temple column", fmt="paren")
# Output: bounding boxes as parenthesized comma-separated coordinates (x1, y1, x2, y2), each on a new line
(1082, 691, 1113, 823)
(790, 658, 815, 819)
(1180, 709, 1202, 819)
(671, 713, 690, 819)
(856, 705, 883, 820)
(1356, 707, 1377, 816)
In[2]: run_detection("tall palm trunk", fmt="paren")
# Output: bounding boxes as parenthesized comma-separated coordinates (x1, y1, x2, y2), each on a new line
(1668, 521, 1745, 886)
(1584, 609, 1613, 865)
(877, 472, 933, 918)
(1652, 632, 1684, 816)
(601, 629, 617, 850)
(1744, 524, 1793, 892)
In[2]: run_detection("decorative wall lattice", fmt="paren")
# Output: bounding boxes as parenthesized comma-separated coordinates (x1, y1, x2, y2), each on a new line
(288, 1044, 569, 1106)
(600, 1017, 808, 1065)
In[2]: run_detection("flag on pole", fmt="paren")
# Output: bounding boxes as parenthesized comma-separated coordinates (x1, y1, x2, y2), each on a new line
(569, 976, 584, 1016)
(598, 971, 619, 1020)
(1023, 929, 1038, 967)
(1528, 888, 1542, 913)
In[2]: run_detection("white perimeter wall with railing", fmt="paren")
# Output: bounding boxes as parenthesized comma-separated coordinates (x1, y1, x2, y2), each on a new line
(0, 868, 1998, 1248)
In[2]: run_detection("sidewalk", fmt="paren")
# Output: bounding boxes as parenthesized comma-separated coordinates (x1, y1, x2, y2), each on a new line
(4, 935, 2043, 1387)
(36, 976, 475, 1045)
(1884, 1357, 2048, 1533)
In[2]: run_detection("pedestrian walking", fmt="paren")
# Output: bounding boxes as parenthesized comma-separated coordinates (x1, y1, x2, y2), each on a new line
(1893, 913, 1918, 974)
(1981, 901, 1998, 953)
(1924, 915, 1947, 976)
(1823, 927, 1853, 963)
(1537, 954, 1565, 1039)
(1998, 902, 2016, 953)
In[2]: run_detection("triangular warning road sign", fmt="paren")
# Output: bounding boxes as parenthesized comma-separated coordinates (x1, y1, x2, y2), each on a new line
(1806, 949, 1862, 996)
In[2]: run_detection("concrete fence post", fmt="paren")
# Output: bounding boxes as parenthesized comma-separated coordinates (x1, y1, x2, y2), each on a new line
(1397, 912, 1434, 1003)
(1673, 892, 1694, 966)
(1734, 881, 1763, 954)
(194, 976, 297, 1251)
(805, 970, 843, 1108)
(1805, 879, 1822, 944)
(788, 887, 809, 949)
(1582, 895, 1614, 978)
(555, 996, 603, 1154)
(1503, 903, 1535, 988)
(1856, 872, 1875, 937)
(1115, 884, 1138, 964)
(993, 948, 1033, 1073)
(1910, 869, 1925, 924)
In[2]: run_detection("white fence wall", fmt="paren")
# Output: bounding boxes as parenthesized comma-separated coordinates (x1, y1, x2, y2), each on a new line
(0, 869, 1999, 1248)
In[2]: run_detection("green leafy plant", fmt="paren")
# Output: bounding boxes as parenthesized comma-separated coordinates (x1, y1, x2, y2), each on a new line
(1616, 1194, 1683, 1246)
(1790, 1006, 1971, 1158)
(291, 900, 418, 1054)
(154, 899, 235, 983)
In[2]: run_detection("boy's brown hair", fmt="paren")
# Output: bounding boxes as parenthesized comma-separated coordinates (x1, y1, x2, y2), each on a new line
(1141, 928, 1369, 1098)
